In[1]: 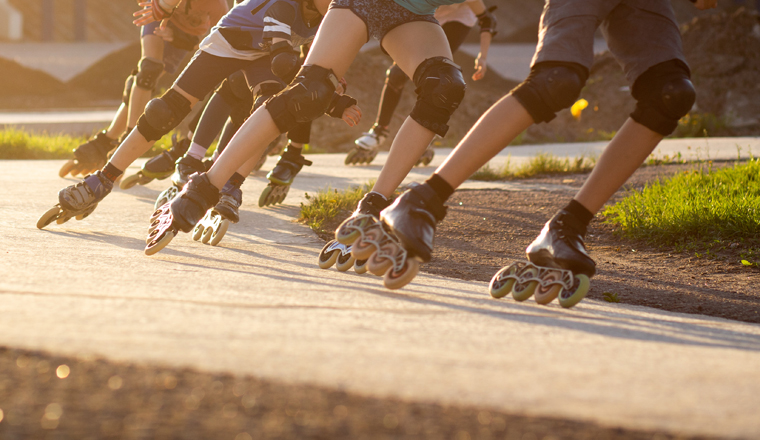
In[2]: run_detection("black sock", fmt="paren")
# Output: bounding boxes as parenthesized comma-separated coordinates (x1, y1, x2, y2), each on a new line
(425, 174, 455, 203)
(563, 199, 594, 226)
(229, 172, 246, 189)
(101, 163, 123, 182)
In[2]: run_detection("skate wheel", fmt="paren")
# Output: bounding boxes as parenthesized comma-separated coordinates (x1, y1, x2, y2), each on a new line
(318, 241, 340, 269)
(37, 206, 61, 229)
(258, 185, 274, 208)
(367, 251, 393, 276)
(512, 280, 539, 302)
(119, 173, 142, 190)
(558, 275, 591, 308)
(137, 174, 153, 185)
(201, 225, 214, 244)
(383, 258, 420, 290)
(56, 213, 72, 225)
(335, 251, 356, 272)
(351, 237, 376, 260)
(209, 219, 229, 246)
(534, 284, 563, 305)
(344, 149, 359, 166)
(59, 160, 76, 178)
(490, 278, 516, 299)
(145, 230, 176, 256)
(192, 223, 204, 241)
(354, 258, 368, 275)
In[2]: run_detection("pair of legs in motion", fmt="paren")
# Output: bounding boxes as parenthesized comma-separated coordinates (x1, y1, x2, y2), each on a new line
(60, 21, 191, 178)
(338, 0, 713, 298)
(145, 0, 468, 256)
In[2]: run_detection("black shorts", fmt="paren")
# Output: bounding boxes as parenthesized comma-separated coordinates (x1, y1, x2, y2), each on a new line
(328, 0, 439, 43)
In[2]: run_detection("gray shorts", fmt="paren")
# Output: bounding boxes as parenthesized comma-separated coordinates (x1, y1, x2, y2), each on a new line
(533, 0, 688, 83)
(328, 0, 439, 43)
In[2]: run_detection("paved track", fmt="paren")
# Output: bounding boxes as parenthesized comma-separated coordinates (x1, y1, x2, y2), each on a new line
(2, 149, 760, 439)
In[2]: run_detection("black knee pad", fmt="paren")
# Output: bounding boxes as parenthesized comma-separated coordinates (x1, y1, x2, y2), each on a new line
(386, 64, 408, 93)
(409, 57, 466, 137)
(631, 59, 695, 136)
(136, 89, 192, 141)
(219, 71, 251, 104)
(122, 71, 137, 104)
(511, 62, 588, 123)
(135, 57, 164, 91)
(253, 82, 285, 112)
(265, 65, 340, 133)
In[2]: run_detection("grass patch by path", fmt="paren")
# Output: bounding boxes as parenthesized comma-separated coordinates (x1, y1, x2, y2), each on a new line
(0, 129, 182, 160)
(470, 153, 597, 181)
(299, 181, 374, 235)
(604, 159, 760, 266)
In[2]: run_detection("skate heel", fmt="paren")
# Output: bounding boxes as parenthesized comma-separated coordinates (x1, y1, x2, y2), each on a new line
(192, 209, 230, 246)
(489, 261, 590, 308)
(145, 203, 179, 255)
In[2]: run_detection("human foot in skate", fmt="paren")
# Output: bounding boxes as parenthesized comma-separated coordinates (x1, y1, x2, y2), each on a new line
(345, 125, 387, 166)
(146, 173, 220, 255)
(59, 131, 118, 178)
(258, 145, 312, 207)
(192, 181, 242, 246)
(153, 155, 208, 210)
(490, 209, 594, 308)
(120, 135, 191, 190)
(38, 171, 114, 229)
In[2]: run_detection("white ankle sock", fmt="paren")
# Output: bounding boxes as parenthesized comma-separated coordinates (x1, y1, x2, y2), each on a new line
(187, 142, 207, 160)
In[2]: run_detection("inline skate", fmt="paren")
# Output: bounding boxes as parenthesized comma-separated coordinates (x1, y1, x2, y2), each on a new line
(345, 126, 386, 165)
(192, 181, 241, 246)
(489, 210, 594, 308)
(37, 172, 113, 229)
(59, 131, 118, 178)
(153, 155, 208, 210)
(120, 135, 191, 190)
(146, 173, 220, 255)
(416, 146, 435, 167)
(258, 145, 312, 207)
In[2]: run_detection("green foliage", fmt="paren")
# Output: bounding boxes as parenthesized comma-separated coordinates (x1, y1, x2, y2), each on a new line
(299, 181, 375, 232)
(673, 113, 727, 139)
(0, 128, 182, 160)
(604, 159, 760, 266)
(470, 153, 597, 181)
(602, 292, 621, 303)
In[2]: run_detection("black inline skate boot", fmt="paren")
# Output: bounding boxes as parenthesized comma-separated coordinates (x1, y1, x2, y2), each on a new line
(258, 145, 312, 207)
(38, 171, 114, 229)
(153, 155, 207, 210)
(380, 184, 447, 264)
(120, 135, 191, 190)
(345, 125, 387, 165)
(59, 131, 118, 178)
(146, 173, 220, 255)
(489, 210, 594, 308)
(192, 181, 241, 246)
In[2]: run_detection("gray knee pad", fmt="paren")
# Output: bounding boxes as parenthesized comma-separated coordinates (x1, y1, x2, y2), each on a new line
(135, 57, 164, 91)
(122, 71, 136, 104)
(511, 62, 588, 123)
(136, 89, 192, 141)
(409, 57, 466, 137)
(386, 64, 408, 93)
(265, 65, 340, 133)
(631, 59, 695, 136)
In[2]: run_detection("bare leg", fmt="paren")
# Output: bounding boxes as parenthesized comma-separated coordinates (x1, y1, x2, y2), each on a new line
(104, 103, 128, 139)
(108, 85, 200, 171)
(128, 34, 164, 129)
(436, 95, 533, 188)
(372, 22, 453, 197)
(206, 9, 368, 189)
(573, 118, 662, 213)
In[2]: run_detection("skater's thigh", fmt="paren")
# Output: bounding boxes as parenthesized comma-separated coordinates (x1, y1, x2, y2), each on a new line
(383, 21, 452, 80)
(174, 51, 250, 101)
(302, 8, 368, 79)
(602, 1, 686, 84)
(531, 0, 609, 70)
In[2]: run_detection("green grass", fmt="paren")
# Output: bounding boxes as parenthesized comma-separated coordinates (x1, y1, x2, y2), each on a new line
(604, 159, 760, 264)
(0, 128, 186, 160)
(299, 181, 375, 232)
(470, 153, 597, 181)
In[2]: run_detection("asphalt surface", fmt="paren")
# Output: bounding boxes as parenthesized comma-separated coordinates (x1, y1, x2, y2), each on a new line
(2, 145, 760, 438)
